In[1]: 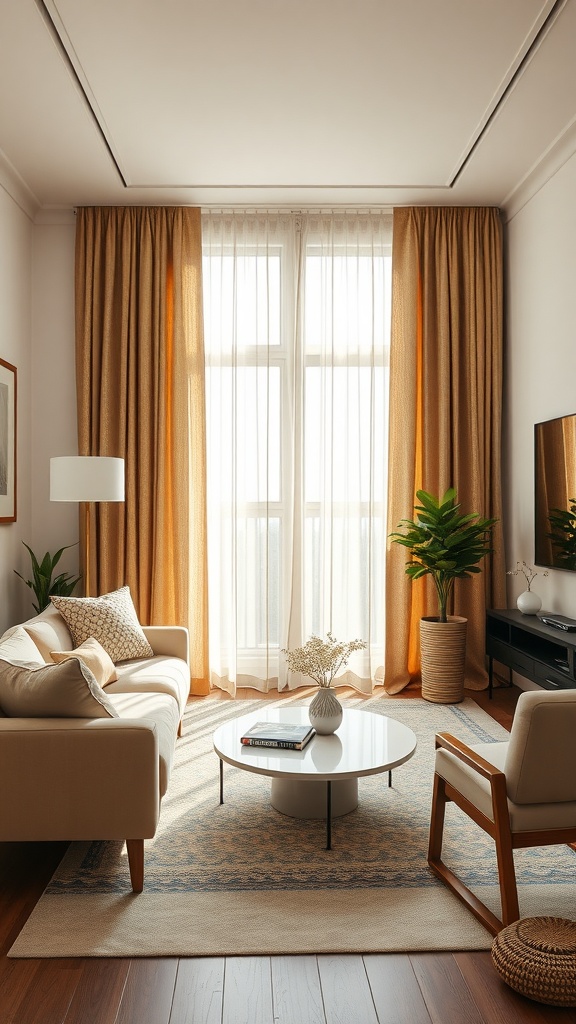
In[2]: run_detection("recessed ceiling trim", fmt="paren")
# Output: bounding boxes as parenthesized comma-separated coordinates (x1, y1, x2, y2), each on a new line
(35, 0, 128, 187)
(449, 0, 568, 187)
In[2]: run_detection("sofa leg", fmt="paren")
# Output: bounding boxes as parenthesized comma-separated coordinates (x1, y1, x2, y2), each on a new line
(178, 718, 183, 738)
(126, 839, 144, 892)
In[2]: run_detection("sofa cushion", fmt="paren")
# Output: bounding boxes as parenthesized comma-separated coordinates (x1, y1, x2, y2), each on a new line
(107, 690, 180, 796)
(107, 655, 190, 715)
(51, 637, 118, 688)
(0, 625, 45, 666)
(51, 587, 154, 663)
(0, 658, 119, 719)
(23, 605, 73, 661)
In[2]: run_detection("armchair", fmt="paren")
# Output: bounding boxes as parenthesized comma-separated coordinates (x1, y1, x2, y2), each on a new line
(427, 689, 576, 934)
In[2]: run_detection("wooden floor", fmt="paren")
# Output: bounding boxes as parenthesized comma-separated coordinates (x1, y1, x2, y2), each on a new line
(1, 685, 575, 1024)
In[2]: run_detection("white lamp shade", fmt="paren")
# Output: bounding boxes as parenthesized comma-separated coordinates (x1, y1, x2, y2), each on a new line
(50, 456, 125, 502)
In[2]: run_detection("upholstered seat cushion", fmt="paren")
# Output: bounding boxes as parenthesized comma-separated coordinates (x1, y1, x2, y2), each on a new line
(435, 743, 576, 832)
(107, 655, 190, 716)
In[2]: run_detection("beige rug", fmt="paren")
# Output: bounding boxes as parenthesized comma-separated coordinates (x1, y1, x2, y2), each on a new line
(9, 695, 576, 958)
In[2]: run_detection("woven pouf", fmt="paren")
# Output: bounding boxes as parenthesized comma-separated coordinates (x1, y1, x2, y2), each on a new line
(492, 917, 576, 1007)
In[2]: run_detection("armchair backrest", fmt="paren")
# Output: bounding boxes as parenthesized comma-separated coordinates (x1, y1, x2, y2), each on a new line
(504, 689, 576, 804)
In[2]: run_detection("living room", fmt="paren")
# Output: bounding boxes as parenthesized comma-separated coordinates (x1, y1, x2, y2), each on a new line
(1, 1, 576, 1021)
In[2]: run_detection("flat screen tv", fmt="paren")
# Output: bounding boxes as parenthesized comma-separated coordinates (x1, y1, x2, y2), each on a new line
(535, 413, 576, 570)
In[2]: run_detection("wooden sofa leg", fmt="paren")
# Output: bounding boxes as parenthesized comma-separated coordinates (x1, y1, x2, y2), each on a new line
(178, 718, 183, 738)
(126, 839, 144, 893)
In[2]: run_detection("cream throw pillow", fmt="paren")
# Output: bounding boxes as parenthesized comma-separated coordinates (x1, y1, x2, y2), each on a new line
(51, 637, 118, 687)
(51, 587, 154, 663)
(0, 657, 119, 718)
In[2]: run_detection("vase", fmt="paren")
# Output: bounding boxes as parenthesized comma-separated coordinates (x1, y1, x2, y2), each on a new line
(419, 615, 467, 704)
(308, 687, 343, 735)
(517, 590, 542, 615)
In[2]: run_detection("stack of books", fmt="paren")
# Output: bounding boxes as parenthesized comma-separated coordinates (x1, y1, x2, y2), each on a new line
(240, 721, 315, 750)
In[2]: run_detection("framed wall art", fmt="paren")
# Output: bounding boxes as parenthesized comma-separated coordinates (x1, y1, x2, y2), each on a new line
(0, 358, 17, 523)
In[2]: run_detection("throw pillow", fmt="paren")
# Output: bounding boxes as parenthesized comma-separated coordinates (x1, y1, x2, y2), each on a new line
(0, 657, 119, 718)
(51, 637, 118, 687)
(0, 625, 45, 666)
(51, 587, 154, 663)
(23, 604, 74, 661)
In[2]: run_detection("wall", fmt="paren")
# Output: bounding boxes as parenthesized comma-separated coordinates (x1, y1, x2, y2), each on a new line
(0, 180, 33, 631)
(505, 148, 576, 684)
(31, 213, 78, 579)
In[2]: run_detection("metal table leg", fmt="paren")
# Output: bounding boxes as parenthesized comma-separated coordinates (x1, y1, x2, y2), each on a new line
(388, 770, 392, 788)
(326, 781, 332, 850)
(219, 758, 224, 804)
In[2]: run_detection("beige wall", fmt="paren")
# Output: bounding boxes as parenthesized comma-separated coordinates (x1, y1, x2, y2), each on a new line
(31, 214, 78, 575)
(0, 182, 33, 631)
(505, 147, 576, 684)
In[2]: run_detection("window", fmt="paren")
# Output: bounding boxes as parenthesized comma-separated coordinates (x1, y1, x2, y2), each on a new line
(202, 213, 391, 695)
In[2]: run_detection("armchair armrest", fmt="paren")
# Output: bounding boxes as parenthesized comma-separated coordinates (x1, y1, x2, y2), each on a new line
(435, 732, 505, 781)
(142, 625, 189, 666)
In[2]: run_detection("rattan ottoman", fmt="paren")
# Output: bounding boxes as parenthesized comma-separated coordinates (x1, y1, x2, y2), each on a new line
(492, 917, 576, 1007)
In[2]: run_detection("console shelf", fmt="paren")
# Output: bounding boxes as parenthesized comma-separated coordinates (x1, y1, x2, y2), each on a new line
(486, 608, 576, 697)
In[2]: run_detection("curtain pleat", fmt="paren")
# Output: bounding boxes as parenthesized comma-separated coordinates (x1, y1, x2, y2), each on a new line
(385, 207, 506, 693)
(75, 206, 209, 695)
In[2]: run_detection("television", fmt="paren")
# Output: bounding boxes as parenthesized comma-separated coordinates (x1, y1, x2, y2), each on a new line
(535, 413, 576, 571)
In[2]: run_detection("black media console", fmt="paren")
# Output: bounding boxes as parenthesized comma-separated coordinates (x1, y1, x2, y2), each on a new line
(486, 608, 576, 698)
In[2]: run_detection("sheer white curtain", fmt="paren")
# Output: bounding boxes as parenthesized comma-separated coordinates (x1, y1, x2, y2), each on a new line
(202, 211, 391, 696)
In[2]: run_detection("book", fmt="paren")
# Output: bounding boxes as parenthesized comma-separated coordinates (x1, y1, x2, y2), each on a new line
(240, 721, 315, 750)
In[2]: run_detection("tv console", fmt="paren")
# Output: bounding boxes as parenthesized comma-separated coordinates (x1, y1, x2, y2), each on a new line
(486, 608, 576, 698)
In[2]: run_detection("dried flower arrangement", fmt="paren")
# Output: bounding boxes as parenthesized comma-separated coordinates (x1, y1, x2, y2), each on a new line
(282, 632, 366, 688)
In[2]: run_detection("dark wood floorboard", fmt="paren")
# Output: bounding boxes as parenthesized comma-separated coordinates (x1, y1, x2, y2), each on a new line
(2, 684, 576, 1024)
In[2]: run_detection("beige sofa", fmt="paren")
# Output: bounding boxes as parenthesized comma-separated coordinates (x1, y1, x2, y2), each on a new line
(0, 603, 190, 892)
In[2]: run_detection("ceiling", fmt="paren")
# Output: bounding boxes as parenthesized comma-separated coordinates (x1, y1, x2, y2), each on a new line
(1, 0, 576, 214)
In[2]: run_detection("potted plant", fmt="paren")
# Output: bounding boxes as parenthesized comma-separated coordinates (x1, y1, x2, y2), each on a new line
(14, 542, 81, 614)
(390, 488, 496, 703)
(282, 632, 366, 733)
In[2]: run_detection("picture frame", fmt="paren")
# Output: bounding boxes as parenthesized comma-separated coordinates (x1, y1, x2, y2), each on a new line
(0, 357, 17, 523)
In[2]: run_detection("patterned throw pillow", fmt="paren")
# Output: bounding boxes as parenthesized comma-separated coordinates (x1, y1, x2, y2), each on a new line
(51, 637, 118, 687)
(0, 658, 119, 718)
(51, 587, 154, 664)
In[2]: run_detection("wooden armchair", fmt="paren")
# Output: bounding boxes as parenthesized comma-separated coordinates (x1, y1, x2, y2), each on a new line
(427, 689, 576, 935)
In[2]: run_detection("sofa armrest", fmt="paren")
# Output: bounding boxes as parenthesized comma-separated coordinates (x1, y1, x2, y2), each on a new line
(142, 625, 189, 667)
(0, 717, 160, 842)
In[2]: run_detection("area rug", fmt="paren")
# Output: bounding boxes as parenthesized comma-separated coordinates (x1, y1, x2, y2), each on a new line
(9, 694, 576, 957)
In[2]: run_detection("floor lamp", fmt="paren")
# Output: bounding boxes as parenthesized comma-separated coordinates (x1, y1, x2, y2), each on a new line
(50, 456, 125, 597)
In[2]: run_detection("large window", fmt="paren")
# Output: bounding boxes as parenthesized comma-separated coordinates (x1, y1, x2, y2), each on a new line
(202, 213, 391, 694)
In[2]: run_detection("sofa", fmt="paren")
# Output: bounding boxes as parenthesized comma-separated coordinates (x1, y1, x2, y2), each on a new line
(0, 595, 190, 892)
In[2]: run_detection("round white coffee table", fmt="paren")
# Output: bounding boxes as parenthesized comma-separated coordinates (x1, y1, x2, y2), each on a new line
(213, 706, 417, 848)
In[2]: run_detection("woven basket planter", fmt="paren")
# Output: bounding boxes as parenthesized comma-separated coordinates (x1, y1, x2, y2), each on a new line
(492, 917, 576, 1007)
(419, 615, 467, 704)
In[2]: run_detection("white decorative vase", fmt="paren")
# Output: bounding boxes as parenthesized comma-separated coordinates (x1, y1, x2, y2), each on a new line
(308, 687, 343, 735)
(517, 590, 542, 615)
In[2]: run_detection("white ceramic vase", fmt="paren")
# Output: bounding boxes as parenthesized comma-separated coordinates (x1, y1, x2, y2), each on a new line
(517, 590, 542, 615)
(308, 687, 343, 735)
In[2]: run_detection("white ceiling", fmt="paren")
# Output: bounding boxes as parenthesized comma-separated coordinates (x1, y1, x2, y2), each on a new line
(1, 0, 576, 214)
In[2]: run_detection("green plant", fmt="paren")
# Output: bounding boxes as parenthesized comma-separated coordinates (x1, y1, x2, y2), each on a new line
(14, 542, 81, 614)
(390, 488, 496, 623)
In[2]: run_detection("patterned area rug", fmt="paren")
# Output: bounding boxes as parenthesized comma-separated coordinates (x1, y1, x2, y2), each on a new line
(9, 694, 576, 957)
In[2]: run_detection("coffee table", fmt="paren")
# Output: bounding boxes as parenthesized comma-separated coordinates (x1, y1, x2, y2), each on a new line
(213, 706, 417, 848)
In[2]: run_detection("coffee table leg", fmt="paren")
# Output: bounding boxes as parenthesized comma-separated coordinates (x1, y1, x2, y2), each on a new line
(326, 781, 332, 850)
(219, 758, 224, 804)
(388, 770, 392, 788)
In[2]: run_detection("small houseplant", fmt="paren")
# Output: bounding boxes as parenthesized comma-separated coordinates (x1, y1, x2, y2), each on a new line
(14, 542, 81, 614)
(390, 488, 496, 702)
(282, 632, 366, 733)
